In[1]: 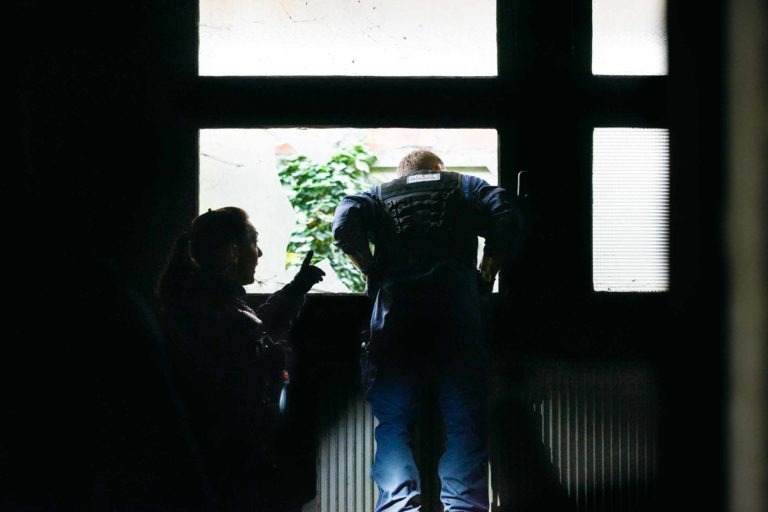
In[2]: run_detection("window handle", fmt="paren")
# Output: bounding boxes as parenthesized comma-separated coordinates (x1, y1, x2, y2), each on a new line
(517, 170, 530, 198)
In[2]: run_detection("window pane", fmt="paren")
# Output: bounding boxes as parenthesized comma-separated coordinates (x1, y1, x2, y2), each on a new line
(592, 0, 668, 75)
(199, 128, 498, 293)
(199, 0, 496, 76)
(593, 128, 669, 292)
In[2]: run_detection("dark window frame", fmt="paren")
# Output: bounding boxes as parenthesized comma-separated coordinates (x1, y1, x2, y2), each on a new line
(182, 0, 669, 300)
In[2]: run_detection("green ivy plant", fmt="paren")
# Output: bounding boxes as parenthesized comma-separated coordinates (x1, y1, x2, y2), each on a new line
(278, 144, 377, 292)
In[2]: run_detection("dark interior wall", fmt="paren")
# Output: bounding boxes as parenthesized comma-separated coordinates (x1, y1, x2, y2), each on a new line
(11, 2, 209, 507)
(662, 0, 729, 511)
(726, 0, 767, 510)
(11, 1, 749, 511)
(16, 2, 198, 295)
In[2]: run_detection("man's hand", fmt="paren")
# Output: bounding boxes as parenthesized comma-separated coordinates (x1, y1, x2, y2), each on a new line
(477, 254, 498, 295)
(291, 250, 326, 293)
(364, 265, 381, 300)
(477, 270, 495, 295)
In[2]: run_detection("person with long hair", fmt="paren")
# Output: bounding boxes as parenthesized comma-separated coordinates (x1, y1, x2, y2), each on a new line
(158, 207, 324, 512)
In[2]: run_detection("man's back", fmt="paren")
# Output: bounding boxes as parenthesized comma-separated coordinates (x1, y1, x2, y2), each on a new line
(334, 168, 520, 357)
(372, 171, 479, 286)
(334, 171, 517, 285)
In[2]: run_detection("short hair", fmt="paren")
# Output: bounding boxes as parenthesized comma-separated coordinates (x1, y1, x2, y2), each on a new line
(396, 149, 444, 177)
(189, 207, 255, 269)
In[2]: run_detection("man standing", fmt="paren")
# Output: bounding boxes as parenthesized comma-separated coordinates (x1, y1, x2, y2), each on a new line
(332, 149, 522, 511)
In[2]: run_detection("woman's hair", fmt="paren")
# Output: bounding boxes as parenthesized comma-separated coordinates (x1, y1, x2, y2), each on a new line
(189, 207, 254, 269)
(157, 207, 254, 302)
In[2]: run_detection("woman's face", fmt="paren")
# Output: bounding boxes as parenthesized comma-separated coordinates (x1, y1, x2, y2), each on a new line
(235, 222, 263, 285)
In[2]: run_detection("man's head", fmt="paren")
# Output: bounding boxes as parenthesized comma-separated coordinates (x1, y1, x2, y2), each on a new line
(396, 149, 444, 178)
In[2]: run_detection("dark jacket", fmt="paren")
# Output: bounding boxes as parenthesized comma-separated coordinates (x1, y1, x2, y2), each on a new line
(333, 172, 523, 356)
(161, 271, 307, 449)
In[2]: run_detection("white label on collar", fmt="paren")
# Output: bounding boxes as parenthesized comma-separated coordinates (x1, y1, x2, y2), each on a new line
(406, 173, 441, 184)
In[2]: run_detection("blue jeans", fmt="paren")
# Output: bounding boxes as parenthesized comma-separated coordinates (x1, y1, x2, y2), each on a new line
(367, 359, 489, 512)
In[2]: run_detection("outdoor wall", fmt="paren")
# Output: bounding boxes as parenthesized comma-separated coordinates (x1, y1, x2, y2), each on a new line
(199, 0, 496, 76)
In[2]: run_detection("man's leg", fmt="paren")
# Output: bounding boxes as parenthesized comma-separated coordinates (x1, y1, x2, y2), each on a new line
(437, 368, 489, 512)
(368, 365, 422, 512)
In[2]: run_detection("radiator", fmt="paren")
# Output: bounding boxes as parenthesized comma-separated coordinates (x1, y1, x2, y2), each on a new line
(538, 365, 657, 512)
(317, 394, 378, 512)
(315, 363, 656, 512)
(491, 363, 658, 512)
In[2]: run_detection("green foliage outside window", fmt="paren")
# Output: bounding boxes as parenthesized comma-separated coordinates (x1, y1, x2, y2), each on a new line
(278, 144, 377, 292)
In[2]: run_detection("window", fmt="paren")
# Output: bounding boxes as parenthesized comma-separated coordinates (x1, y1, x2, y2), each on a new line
(195, 0, 671, 294)
(592, 0, 668, 75)
(199, 0, 497, 76)
(199, 128, 498, 293)
(590, 1, 669, 292)
(593, 128, 669, 292)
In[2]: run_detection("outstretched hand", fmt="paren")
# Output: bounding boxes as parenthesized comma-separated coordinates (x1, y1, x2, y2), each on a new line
(292, 250, 326, 292)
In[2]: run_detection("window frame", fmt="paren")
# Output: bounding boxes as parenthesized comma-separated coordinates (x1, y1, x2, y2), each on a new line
(180, 0, 670, 299)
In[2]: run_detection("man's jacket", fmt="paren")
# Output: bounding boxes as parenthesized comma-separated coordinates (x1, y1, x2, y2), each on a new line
(332, 171, 523, 356)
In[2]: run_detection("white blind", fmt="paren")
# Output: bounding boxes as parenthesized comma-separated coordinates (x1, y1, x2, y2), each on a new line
(593, 128, 669, 292)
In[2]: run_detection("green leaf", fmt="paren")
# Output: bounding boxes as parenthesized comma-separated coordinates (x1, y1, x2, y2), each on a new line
(277, 142, 376, 291)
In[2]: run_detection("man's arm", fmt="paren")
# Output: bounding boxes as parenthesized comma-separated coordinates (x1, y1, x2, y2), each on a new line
(332, 191, 379, 287)
(465, 175, 526, 286)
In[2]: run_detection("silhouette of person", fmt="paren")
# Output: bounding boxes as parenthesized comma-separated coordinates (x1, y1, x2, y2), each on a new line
(332, 150, 522, 511)
(7, 254, 214, 511)
(158, 207, 324, 512)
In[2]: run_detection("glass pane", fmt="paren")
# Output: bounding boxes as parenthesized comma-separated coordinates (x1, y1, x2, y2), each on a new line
(593, 128, 669, 292)
(199, 128, 499, 293)
(592, 0, 668, 75)
(199, 0, 496, 76)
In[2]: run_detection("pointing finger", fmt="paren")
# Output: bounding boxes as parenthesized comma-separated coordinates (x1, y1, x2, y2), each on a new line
(302, 250, 314, 268)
